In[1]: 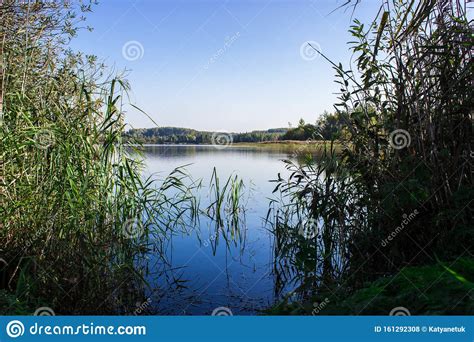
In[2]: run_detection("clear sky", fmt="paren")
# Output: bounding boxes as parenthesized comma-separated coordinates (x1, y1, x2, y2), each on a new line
(71, 0, 380, 132)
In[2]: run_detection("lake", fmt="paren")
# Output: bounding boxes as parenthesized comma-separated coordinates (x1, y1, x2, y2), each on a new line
(140, 145, 296, 315)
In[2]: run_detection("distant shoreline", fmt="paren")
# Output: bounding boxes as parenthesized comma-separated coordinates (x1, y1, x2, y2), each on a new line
(127, 140, 341, 153)
(127, 140, 337, 146)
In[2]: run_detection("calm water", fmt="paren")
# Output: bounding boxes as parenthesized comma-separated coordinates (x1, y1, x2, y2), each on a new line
(140, 145, 294, 315)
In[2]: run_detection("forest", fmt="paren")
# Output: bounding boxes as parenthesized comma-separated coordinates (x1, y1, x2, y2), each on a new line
(124, 112, 346, 144)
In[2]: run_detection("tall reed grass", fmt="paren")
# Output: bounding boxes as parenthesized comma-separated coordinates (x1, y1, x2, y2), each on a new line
(0, 1, 201, 314)
(268, 0, 473, 304)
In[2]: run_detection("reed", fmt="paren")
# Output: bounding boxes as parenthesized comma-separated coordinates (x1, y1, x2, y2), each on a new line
(0, 1, 199, 314)
(204, 167, 246, 254)
(268, 0, 473, 305)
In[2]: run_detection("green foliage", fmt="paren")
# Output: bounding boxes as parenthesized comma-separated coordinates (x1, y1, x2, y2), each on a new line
(267, 258, 474, 315)
(203, 168, 247, 254)
(281, 112, 348, 141)
(338, 0, 473, 278)
(268, 142, 362, 297)
(268, 0, 473, 313)
(0, 1, 200, 314)
(124, 127, 288, 144)
(0, 289, 31, 315)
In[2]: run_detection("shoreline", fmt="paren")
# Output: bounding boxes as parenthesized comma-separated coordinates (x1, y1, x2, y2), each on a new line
(127, 140, 340, 147)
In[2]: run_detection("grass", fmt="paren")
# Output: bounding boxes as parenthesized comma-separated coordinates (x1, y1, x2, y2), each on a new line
(203, 167, 246, 254)
(1, 70, 200, 313)
(265, 0, 473, 314)
(266, 257, 474, 315)
(234, 140, 342, 154)
(2, 0, 472, 316)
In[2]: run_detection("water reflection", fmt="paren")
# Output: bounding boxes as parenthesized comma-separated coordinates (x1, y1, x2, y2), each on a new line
(139, 145, 295, 315)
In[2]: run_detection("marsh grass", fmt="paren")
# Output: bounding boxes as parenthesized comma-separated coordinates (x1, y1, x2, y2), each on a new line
(267, 0, 473, 310)
(0, 73, 205, 313)
(203, 167, 247, 254)
(267, 142, 361, 298)
(0, 1, 206, 314)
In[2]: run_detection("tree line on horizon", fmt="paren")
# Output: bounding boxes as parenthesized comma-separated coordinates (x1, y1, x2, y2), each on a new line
(124, 111, 347, 144)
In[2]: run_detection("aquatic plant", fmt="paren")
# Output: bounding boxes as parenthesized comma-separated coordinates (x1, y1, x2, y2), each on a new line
(204, 167, 247, 254)
(268, 0, 473, 304)
(0, 1, 199, 314)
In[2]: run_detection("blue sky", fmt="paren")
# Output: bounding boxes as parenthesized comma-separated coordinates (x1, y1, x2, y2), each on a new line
(71, 0, 380, 131)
